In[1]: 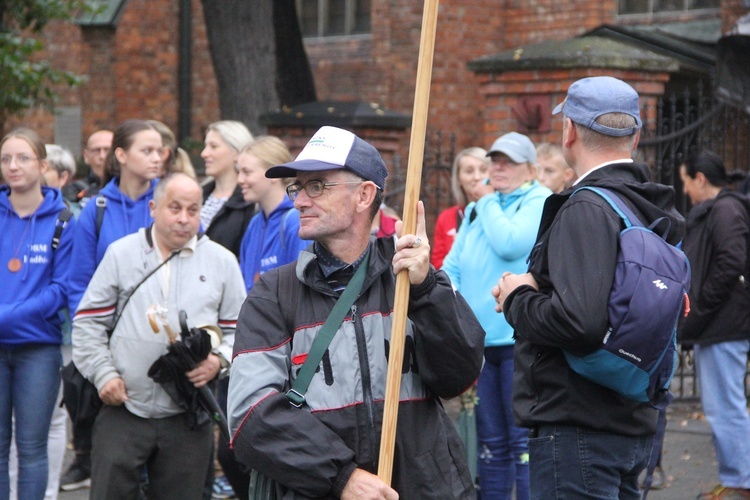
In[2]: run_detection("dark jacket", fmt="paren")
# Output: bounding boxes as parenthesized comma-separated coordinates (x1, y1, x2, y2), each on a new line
(679, 189, 750, 346)
(202, 181, 256, 258)
(504, 162, 684, 436)
(228, 237, 485, 499)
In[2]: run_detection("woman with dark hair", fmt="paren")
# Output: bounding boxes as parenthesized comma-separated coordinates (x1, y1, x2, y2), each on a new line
(0, 128, 76, 499)
(679, 150, 750, 499)
(61, 120, 161, 491)
(68, 119, 162, 313)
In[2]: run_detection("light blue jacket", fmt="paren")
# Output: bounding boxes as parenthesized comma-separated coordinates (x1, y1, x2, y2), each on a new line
(442, 181, 550, 347)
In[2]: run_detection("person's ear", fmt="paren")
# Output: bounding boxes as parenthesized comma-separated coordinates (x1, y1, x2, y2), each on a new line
(526, 164, 537, 182)
(59, 170, 71, 186)
(563, 118, 576, 148)
(356, 181, 378, 215)
(695, 172, 708, 187)
(564, 167, 575, 183)
(114, 146, 127, 166)
(632, 129, 641, 150)
(38, 159, 49, 176)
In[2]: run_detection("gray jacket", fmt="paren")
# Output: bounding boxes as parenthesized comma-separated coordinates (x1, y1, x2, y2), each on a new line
(72, 227, 246, 419)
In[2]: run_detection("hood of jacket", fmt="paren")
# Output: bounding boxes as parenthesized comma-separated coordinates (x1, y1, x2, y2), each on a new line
(563, 162, 685, 245)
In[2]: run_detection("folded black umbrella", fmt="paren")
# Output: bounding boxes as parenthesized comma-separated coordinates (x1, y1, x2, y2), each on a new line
(147, 312, 230, 441)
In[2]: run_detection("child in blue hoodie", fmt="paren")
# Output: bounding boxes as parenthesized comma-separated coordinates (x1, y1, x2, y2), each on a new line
(0, 128, 76, 499)
(237, 136, 310, 294)
(61, 119, 161, 488)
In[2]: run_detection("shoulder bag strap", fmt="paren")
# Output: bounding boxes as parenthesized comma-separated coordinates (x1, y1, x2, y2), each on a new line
(109, 249, 181, 336)
(286, 250, 371, 408)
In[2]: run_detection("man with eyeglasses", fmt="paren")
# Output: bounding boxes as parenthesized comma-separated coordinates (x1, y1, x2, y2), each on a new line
(228, 126, 485, 499)
(64, 130, 113, 208)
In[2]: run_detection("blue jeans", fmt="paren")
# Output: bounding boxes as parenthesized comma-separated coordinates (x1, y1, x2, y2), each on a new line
(528, 424, 652, 499)
(695, 340, 750, 488)
(0, 344, 61, 500)
(476, 345, 529, 500)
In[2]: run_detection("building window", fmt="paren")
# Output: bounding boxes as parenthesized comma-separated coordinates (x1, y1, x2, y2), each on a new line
(297, 0, 371, 38)
(619, 0, 719, 15)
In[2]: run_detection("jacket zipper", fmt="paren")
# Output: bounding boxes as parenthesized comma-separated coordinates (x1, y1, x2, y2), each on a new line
(352, 303, 377, 465)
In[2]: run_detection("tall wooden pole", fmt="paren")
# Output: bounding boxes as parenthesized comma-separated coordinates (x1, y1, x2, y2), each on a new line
(377, 0, 439, 485)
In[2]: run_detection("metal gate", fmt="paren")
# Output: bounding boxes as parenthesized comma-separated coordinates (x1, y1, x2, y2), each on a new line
(387, 88, 750, 402)
(637, 83, 750, 401)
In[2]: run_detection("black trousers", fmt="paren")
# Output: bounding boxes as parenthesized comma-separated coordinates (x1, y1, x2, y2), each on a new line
(90, 405, 212, 500)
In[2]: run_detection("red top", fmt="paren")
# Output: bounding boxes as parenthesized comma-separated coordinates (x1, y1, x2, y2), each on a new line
(431, 205, 463, 269)
(376, 209, 398, 238)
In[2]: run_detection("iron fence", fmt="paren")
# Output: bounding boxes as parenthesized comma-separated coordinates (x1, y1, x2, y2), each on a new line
(402, 89, 750, 401)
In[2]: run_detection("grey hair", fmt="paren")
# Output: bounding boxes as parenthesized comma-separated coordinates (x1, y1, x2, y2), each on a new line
(45, 144, 76, 178)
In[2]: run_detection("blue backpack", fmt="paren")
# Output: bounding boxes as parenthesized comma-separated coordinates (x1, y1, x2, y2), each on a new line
(564, 187, 691, 405)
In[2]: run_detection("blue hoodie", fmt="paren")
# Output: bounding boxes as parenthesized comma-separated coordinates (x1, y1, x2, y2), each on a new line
(442, 181, 551, 347)
(68, 177, 157, 313)
(0, 186, 76, 348)
(239, 198, 310, 293)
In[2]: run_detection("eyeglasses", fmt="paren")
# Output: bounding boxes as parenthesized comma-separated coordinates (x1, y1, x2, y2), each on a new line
(286, 180, 364, 201)
(0, 154, 39, 168)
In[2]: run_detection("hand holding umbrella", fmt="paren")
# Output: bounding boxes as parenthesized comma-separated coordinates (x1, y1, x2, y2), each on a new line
(147, 309, 230, 441)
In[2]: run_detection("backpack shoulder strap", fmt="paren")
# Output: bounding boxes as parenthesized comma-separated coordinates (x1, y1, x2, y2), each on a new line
(573, 186, 643, 228)
(52, 208, 73, 252)
(94, 195, 107, 240)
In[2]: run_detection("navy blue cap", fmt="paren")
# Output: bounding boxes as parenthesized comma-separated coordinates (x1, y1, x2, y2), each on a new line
(265, 126, 388, 190)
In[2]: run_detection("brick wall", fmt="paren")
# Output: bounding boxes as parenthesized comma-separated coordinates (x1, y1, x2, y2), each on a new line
(307, 0, 508, 156)
(476, 67, 671, 148)
(5, 0, 219, 152)
(501, 0, 616, 47)
(6, 0, 739, 166)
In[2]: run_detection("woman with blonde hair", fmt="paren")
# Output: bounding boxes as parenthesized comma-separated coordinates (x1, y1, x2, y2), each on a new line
(237, 135, 308, 292)
(431, 147, 489, 268)
(200, 120, 255, 258)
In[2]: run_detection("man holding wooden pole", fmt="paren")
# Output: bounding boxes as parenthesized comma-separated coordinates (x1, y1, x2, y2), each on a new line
(228, 126, 484, 499)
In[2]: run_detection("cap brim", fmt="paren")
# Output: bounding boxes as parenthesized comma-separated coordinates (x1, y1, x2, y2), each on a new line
(265, 159, 346, 179)
(552, 100, 565, 115)
(486, 148, 527, 164)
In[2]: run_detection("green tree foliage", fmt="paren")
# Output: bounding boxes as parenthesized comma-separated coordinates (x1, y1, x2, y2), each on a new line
(0, 0, 87, 120)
